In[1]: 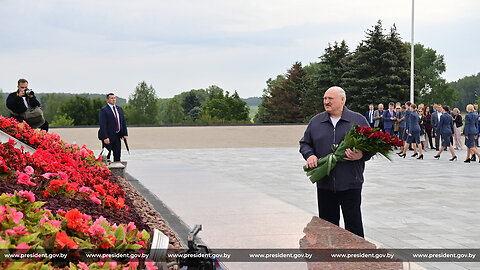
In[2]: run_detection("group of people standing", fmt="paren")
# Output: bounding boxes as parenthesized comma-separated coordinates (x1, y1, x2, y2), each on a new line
(365, 102, 480, 162)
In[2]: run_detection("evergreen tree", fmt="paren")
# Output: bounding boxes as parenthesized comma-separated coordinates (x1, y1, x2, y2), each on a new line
(343, 20, 410, 112)
(303, 41, 350, 118)
(181, 91, 201, 119)
(263, 62, 306, 123)
(254, 76, 286, 123)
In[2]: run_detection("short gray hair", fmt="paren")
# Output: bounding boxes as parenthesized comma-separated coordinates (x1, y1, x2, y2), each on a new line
(327, 86, 346, 103)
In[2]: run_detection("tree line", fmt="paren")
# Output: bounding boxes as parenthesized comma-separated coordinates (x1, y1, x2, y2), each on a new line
(0, 83, 250, 126)
(255, 20, 465, 123)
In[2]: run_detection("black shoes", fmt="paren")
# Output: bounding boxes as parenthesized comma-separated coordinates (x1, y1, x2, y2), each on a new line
(464, 158, 471, 163)
(449, 156, 457, 161)
(411, 153, 418, 157)
(417, 154, 423, 160)
(471, 156, 477, 162)
(434, 155, 441, 159)
(399, 153, 406, 158)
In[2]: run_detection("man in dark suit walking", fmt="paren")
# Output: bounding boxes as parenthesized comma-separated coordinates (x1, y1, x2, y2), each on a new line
(431, 104, 442, 151)
(98, 93, 128, 162)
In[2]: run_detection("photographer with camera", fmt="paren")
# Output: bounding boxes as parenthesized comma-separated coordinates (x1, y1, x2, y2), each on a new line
(6, 78, 49, 131)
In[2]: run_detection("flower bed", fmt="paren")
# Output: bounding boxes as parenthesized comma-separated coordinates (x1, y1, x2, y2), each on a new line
(0, 117, 180, 269)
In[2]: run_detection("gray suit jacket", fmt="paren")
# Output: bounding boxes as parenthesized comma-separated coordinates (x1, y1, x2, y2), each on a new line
(373, 110, 384, 128)
(431, 111, 441, 131)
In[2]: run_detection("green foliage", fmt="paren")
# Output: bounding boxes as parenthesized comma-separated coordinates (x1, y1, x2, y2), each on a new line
(0, 90, 9, 117)
(303, 41, 350, 117)
(242, 97, 262, 106)
(39, 93, 72, 123)
(50, 114, 75, 127)
(451, 73, 480, 109)
(406, 43, 459, 106)
(125, 81, 159, 124)
(201, 87, 249, 121)
(343, 21, 410, 112)
(164, 98, 184, 124)
(56, 95, 101, 125)
(262, 62, 306, 123)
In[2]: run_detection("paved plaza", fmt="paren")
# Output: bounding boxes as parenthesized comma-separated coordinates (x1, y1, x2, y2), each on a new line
(52, 126, 479, 269)
(121, 147, 480, 270)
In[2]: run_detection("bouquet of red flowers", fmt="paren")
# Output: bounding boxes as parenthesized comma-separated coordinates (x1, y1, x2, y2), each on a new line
(303, 125, 404, 183)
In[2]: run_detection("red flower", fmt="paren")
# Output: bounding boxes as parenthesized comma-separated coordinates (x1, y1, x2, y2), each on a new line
(56, 231, 78, 249)
(65, 208, 87, 231)
(100, 235, 115, 249)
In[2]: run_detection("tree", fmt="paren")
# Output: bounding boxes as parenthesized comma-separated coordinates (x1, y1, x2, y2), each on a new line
(303, 41, 350, 118)
(126, 81, 159, 124)
(451, 73, 480, 109)
(254, 75, 286, 123)
(343, 21, 410, 112)
(57, 95, 99, 125)
(51, 114, 74, 127)
(0, 90, 9, 117)
(201, 88, 249, 121)
(164, 98, 184, 124)
(407, 43, 459, 106)
(39, 93, 71, 123)
(262, 62, 306, 123)
(181, 91, 201, 119)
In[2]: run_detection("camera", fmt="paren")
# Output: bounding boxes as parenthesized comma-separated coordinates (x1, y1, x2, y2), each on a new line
(25, 88, 34, 96)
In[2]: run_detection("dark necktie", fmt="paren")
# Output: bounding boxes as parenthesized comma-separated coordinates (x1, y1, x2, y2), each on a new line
(113, 106, 119, 133)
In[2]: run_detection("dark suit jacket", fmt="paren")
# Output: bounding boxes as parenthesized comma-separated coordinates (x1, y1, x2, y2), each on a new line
(365, 110, 374, 125)
(6, 92, 41, 122)
(382, 110, 397, 130)
(98, 104, 128, 140)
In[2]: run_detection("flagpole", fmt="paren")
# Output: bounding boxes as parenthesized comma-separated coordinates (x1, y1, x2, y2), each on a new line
(410, 0, 415, 103)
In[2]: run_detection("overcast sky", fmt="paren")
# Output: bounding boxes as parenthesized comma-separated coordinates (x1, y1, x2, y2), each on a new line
(1, 0, 479, 99)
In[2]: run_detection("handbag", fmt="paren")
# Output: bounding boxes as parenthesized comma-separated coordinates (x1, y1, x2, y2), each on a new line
(23, 107, 46, 129)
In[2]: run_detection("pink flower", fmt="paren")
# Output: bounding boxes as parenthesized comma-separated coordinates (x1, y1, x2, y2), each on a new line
(79, 186, 93, 193)
(18, 190, 35, 202)
(42, 173, 54, 179)
(24, 166, 34, 175)
(145, 260, 158, 270)
(48, 220, 62, 228)
(94, 216, 109, 226)
(88, 223, 106, 236)
(9, 208, 24, 224)
(40, 216, 47, 226)
(16, 242, 30, 253)
(7, 224, 28, 235)
(59, 172, 68, 182)
(17, 171, 36, 186)
(77, 262, 89, 270)
(109, 261, 117, 269)
(90, 195, 101, 205)
(80, 148, 89, 157)
(127, 222, 136, 231)
(128, 259, 139, 270)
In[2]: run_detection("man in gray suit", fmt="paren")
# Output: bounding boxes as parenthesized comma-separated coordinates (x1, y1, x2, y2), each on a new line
(431, 104, 443, 151)
(373, 104, 384, 131)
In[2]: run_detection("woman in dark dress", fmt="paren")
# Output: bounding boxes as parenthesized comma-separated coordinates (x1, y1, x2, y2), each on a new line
(434, 106, 456, 161)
